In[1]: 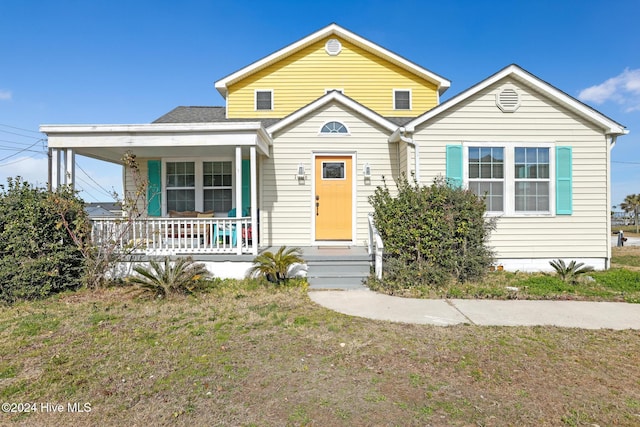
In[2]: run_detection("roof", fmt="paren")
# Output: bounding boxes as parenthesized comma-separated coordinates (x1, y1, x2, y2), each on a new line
(153, 106, 281, 128)
(214, 23, 451, 98)
(404, 64, 628, 136)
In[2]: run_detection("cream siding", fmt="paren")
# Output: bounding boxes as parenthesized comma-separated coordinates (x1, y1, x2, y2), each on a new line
(227, 37, 438, 119)
(261, 103, 398, 246)
(124, 157, 150, 216)
(414, 78, 611, 262)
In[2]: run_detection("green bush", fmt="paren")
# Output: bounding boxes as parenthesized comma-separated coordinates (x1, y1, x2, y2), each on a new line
(126, 257, 210, 298)
(0, 178, 87, 303)
(368, 175, 495, 289)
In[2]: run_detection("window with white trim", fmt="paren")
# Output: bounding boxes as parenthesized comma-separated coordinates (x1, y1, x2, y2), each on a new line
(464, 143, 554, 215)
(320, 121, 348, 134)
(393, 89, 411, 110)
(164, 159, 234, 213)
(255, 90, 273, 110)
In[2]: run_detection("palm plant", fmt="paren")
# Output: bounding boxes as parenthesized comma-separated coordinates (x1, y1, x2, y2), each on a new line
(248, 246, 305, 284)
(127, 256, 209, 297)
(549, 259, 594, 285)
(620, 193, 640, 233)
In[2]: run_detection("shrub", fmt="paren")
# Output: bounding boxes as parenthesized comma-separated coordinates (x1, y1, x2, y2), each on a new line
(248, 246, 305, 284)
(368, 175, 495, 289)
(0, 178, 87, 303)
(549, 259, 594, 285)
(126, 257, 210, 297)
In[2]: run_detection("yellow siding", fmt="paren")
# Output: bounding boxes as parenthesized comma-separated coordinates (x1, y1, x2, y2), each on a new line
(227, 36, 438, 118)
(413, 79, 611, 263)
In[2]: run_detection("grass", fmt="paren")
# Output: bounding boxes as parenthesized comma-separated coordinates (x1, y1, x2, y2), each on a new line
(368, 246, 640, 303)
(0, 283, 639, 426)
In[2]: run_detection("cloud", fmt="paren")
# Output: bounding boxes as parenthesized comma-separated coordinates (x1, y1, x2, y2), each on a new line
(0, 90, 12, 101)
(578, 68, 640, 112)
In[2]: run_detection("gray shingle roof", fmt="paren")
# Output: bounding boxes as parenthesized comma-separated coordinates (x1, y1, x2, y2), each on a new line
(153, 106, 281, 128)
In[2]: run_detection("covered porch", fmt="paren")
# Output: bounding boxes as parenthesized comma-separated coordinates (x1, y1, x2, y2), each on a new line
(41, 122, 272, 256)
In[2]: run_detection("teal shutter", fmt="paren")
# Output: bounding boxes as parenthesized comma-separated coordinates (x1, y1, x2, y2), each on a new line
(446, 145, 463, 188)
(147, 160, 162, 217)
(242, 159, 250, 211)
(556, 146, 572, 215)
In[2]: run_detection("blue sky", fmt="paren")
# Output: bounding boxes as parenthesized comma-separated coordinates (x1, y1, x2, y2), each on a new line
(1, 0, 638, 207)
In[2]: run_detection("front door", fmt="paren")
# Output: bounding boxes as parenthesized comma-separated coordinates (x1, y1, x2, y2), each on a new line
(315, 155, 352, 241)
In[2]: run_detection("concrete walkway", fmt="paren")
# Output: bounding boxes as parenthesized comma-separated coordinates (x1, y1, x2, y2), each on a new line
(308, 290, 640, 330)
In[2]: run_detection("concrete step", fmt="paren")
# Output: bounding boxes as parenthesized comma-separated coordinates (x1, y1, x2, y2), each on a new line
(306, 258, 370, 290)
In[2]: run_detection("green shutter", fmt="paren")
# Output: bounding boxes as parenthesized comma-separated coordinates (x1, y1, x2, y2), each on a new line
(242, 159, 250, 211)
(446, 145, 463, 188)
(556, 146, 572, 215)
(147, 160, 162, 217)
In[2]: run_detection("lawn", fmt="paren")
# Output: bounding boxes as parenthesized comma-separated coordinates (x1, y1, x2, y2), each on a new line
(368, 246, 640, 303)
(1, 282, 640, 426)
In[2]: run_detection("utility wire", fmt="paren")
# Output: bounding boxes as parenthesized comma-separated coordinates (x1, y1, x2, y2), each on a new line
(0, 123, 42, 135)
(0, 139, 44, 162)
(0, 128, 43, 140)
(76, 161, 116, 198)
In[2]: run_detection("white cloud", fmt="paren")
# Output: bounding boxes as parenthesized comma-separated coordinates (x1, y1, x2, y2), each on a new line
(579, 68, 640, 112)
(0, 89, 12, 101)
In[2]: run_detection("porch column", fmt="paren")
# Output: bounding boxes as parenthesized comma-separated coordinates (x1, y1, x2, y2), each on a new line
(235, 146, 242, 255)
(64, 148, 75, 188)
(49, 148, 61, 190)
(250, 145, 258, 255)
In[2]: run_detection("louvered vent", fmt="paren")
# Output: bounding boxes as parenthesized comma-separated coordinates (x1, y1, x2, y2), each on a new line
(325, 39, 342, 56)
(496, 87, 520, 112)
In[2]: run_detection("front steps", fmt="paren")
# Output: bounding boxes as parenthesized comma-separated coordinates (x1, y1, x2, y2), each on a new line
(303, 247, 371, 290)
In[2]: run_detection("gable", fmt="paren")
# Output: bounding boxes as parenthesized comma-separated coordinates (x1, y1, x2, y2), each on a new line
(218, 24, 449, 119)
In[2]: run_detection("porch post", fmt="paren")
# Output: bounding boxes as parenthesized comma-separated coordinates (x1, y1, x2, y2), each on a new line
(64, 149, 75, 188)
(50, 148, 61, 190)
(235, 146, 242, 255)
(250, 146, 258, 255)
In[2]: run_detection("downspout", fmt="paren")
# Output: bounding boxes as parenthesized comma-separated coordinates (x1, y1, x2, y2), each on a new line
(389, 127, 420, 182)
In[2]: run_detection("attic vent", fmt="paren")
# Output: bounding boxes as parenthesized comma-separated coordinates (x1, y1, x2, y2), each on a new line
(496, 86, 520, 112)
(325, 39, 342, 56)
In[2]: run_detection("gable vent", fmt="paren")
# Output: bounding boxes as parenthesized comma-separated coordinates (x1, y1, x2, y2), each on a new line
(325, 39, 342, 56)
(496, 86, 520, 112)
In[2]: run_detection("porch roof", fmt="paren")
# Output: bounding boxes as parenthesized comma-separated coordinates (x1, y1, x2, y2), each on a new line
(40, 122, 272, 163)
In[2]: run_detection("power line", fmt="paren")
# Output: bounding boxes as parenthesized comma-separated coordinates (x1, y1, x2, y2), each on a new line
(0, 152, 46, 167)
(0, 138, 45, 147)
(0, 139, 45, 162)
(0, 128, 43, 140)
(76, 161, 116, 199)
(612, 160, 640, 165)
(0, 123, 43, 135)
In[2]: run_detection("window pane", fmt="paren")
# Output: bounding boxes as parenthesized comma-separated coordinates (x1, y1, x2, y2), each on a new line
(493, 163, 504, 179)
(203, 161, 232, 189)
(204, 189, 232, 212)
(469, 181, 503, 212)
(256, 91, 272, 110)
(166, 162, 195, 189)
(515, 182, 549, 212)
(469, 147, 480, 162)
(167, 189, 195, 212)
(394, 91, 410, 109)
(469, 164, 479, 179)
(323, 162, 345, 179)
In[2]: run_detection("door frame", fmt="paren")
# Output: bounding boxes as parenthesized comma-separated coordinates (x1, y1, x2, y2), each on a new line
(311, 151, 357, 246)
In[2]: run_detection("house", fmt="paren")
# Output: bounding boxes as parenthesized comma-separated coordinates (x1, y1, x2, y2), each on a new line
(40, 23, 627, 279)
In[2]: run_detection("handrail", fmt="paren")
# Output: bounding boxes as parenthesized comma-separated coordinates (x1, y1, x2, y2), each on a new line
(367, 213, 384, 280)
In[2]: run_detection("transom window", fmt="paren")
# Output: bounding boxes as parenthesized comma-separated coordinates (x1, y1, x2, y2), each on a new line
(165, 160, 233, 213)
(320, 121, 348, 134)
(255, 90, 273, 110)
(394, 89, 411, 110)
(465, 144, 553, 215)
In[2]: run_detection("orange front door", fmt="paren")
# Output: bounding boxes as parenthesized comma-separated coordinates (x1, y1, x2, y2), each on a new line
(315, 156, 352, 241)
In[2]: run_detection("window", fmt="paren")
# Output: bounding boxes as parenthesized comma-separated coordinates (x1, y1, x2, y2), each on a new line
(394, 89, 411, 110)
(460, 143, 555, 215)
(514, 147, 549, 212)
(468, 147, 504, 212)
(166, 161, 195, 212)
(164, 159, 234, 213)
(322, 162, 345, 179)
(320, 121, 348, 134)
(203, 161, 233, 212)
(255, 90, 273, 110)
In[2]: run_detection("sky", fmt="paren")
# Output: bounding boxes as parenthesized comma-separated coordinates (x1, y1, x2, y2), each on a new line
(1, 0, 639, 207)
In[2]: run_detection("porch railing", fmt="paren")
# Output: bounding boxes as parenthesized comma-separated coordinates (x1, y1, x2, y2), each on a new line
(91, 217, 255, 255)
(367, 213, 384, 280)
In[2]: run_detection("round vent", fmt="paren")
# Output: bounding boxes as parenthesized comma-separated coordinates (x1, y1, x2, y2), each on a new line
(325, 39, 342, 56)
(496, 86, 520, 112)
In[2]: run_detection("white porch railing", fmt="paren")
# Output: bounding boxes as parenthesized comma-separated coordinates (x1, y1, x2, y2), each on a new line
(367, 213, 384, 280)
(91, 217, 255, 255)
